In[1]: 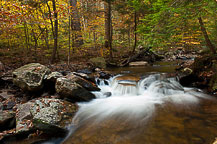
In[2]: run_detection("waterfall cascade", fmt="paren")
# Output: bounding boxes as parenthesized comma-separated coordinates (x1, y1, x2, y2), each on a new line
(70, 73, 209, 126)
(60, 73, 217, 144)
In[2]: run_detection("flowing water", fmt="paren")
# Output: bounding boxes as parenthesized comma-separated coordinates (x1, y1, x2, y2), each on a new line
(10, 62, 217, 144)
(62, 73, 217, 144)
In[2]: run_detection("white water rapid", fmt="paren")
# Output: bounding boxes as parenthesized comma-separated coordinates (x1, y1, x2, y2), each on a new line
(65, 73, 211, 138)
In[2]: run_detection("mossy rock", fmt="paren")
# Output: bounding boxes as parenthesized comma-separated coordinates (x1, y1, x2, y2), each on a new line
(209, 72, 217, 93)
(90, 57, 106, 69)
(55, 77, 96, 102)
(13, 63, 51, 92)
(30, 98, 78, 133)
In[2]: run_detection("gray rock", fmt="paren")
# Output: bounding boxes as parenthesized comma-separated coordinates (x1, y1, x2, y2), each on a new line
(67, 73, 100, 91)
(0, 90, 14, 100)
(13, 63, 51, 92)
(0, 61, 4, 71)
(103, 92, 112, 97)
(5, 101, 16, 110)
(30, 98, 78, 132)
(46, 72, 63, 82)
(99, 71, 111, 79)
(56, 77, 96, 102)
(16, 101, 34, 134)
(77, 69, 92, 74)
(0, 102, 3, 111)
(0, 111, 15, 130)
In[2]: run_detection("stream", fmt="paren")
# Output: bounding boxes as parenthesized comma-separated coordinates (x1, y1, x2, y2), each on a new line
(23, 62, 217, 144)
(62, 62, 217, 144)
(61, 73, 217, 144)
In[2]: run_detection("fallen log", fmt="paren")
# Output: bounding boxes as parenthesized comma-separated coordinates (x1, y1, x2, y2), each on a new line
(106, 47, 164, 67)
(119, 49, 149, 67)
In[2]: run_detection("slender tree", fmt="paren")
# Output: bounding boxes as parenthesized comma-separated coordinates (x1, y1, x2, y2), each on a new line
(104, 0, 113, 60)
(70, 0, 83, 47)
(50, 0, 58, 63)
(198, 17, 216, 54)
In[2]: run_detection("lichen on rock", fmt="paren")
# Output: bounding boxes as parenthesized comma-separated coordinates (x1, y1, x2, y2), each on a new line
(30, 98, 78, 132)
(55, 77, 96, 102)
(13, 63, 51, 92)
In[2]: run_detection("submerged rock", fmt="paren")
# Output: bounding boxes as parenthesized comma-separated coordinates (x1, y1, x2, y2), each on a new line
(13, 63, 51, 92)
(0, 111, 15, 131)
(30, 98, 78, 133)
(99, 71, 112, 79)
(103, 92, 112, 97)
(56, 77, 96, 102)
(129, 61, 148, 67)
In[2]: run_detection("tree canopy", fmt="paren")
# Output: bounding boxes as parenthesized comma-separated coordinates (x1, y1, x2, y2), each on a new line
(0, 0, 216, 64)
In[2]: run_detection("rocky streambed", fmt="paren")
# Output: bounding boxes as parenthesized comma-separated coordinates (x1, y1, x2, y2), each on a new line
(0, 63, 111, 143)
(0, 52, 216, 144)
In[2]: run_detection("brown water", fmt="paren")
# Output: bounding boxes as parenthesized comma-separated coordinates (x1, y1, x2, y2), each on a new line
(106, 61, 179, 75)
(63, 99, 217, 144)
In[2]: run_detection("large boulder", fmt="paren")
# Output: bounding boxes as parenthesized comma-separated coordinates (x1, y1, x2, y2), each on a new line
(66, 73, 100, 91)
(56, 77, 96, 102)
(0, 111, 15, 131)
(13, 63, 51, 92)
(30, 98, 78, 133)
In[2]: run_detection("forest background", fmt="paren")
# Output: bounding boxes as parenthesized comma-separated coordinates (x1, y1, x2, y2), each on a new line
(0, 0, 216, 66)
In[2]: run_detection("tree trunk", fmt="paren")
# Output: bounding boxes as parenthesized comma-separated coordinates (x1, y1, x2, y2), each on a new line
(132, 11, 137, 54)
(128, 23, 131, 48)
(30, 26, 38, 58)
(45, 27, 50, 50)
(198, 17, 216, 54)
(70, 0, 83, 47)
(68, 0, 71, 66)
(23, 21, 29, 52)
(104, 0, 113, 60)
(39, 7, 49, 50)
(50, 0, 58, 63)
